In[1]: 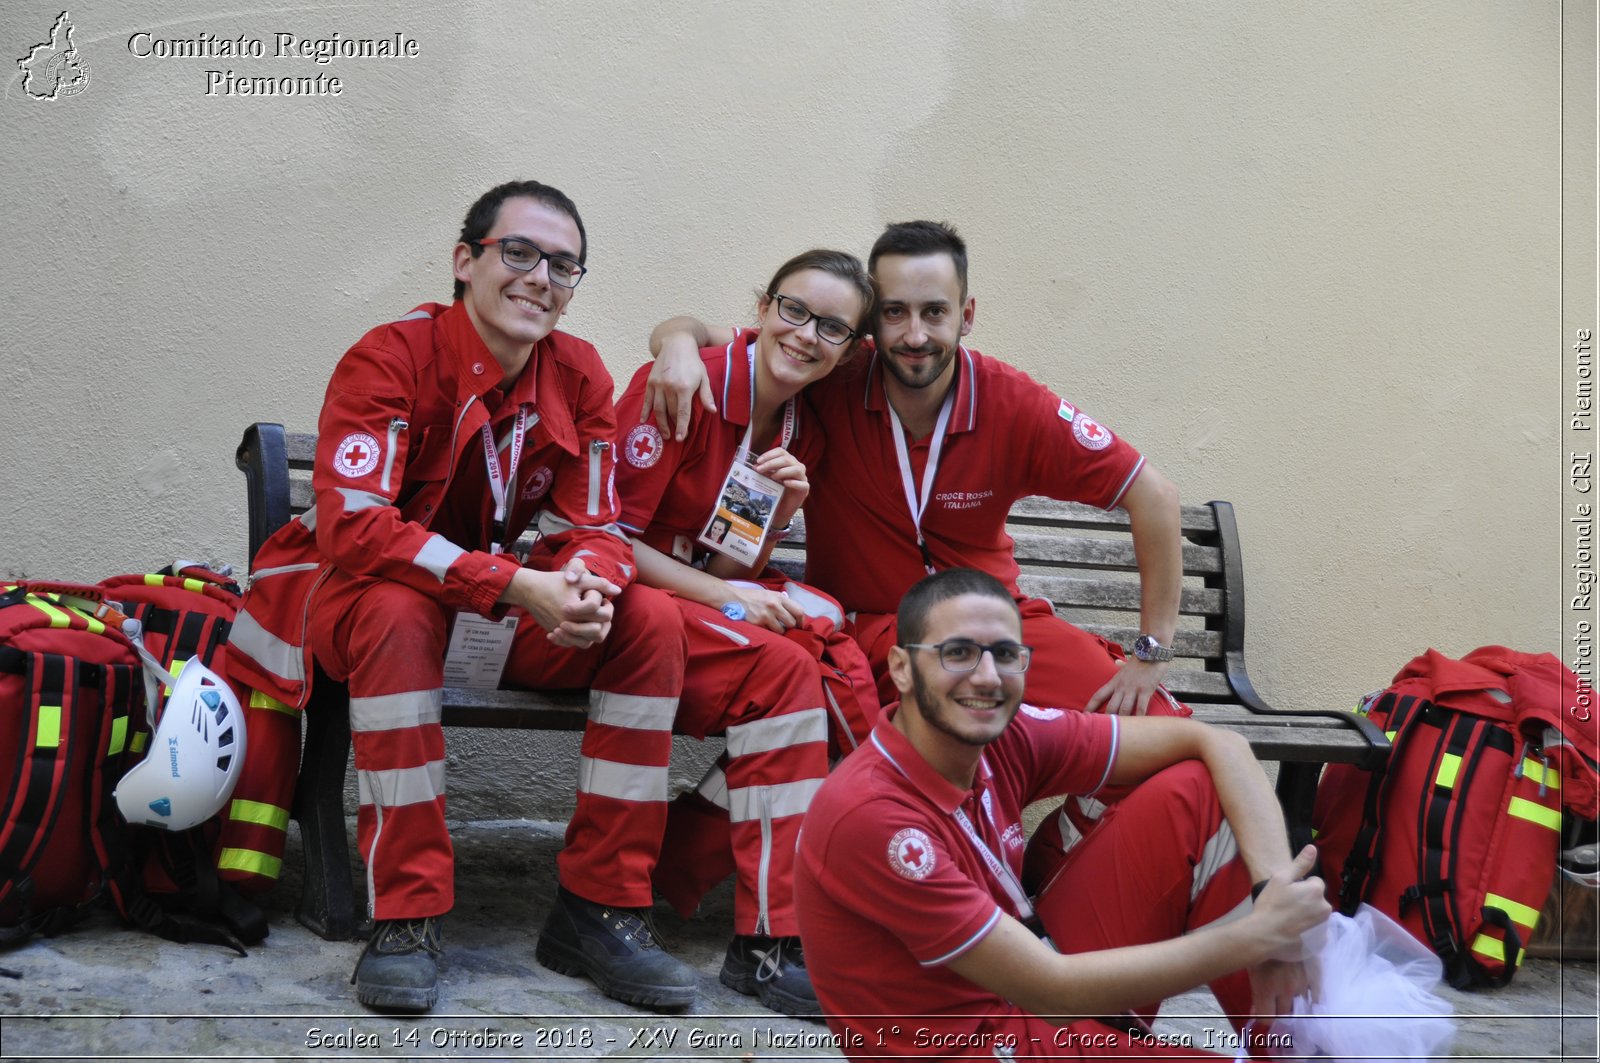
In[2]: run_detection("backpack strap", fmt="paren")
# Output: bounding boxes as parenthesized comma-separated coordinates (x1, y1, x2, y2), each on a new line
(1338, 693, 1422, 911)
(0, 651, 79, 945)
(1402, 711, 1518, 988)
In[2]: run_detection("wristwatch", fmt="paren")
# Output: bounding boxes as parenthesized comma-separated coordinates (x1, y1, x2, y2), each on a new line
(721, 602, 747, 621)
(1132, 634, 1173, 663)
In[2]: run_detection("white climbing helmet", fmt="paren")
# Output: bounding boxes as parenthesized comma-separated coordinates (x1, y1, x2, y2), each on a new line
(114, 658, 247, 831)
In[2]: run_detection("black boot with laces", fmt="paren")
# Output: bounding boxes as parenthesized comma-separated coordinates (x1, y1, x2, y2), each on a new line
(535, 886, 696, 1010)
(720, 934, 819, 1017)
(351, 916, 442, 1012)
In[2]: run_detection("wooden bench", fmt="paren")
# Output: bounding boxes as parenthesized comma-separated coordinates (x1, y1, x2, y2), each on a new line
(237, 422, 1390, 941)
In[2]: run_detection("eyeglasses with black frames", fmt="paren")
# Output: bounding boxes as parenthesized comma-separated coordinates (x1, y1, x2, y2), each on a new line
(478, 237, 587, 289)
(903, 640, 1034, 674)
(768, 292, 858, 346)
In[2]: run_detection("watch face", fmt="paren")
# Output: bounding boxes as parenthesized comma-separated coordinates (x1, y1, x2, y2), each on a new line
(1133, 635, 1165, 661)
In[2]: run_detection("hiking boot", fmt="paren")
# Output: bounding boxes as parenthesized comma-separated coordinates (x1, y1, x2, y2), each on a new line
(720, 934, 819, 1017)
(535, 886, 696, 1010)
(351, 917, 442, 1013)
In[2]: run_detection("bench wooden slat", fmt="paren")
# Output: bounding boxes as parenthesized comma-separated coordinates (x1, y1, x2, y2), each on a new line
(286, 432, 317, 464)
(1074, 624, 1223, 659)
(1017, 573, 1224, 616)
(442, 687, 586, 730)
(1153, 669, 1234, 700)
(1010, 532, 1222, 574)
(1006, 496, 1220, 534)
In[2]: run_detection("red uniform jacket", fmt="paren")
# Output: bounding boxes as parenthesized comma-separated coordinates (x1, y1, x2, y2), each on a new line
(229, 300, 632, 707)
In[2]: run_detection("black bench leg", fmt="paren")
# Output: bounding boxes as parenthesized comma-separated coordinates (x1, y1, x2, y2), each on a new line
(293, 679, 362, 941)
(1275, 763, 1322, 855)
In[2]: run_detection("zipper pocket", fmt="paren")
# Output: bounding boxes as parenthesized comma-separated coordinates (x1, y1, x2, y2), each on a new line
(381, 418, 408, 494)
(587, 440, 610, 516)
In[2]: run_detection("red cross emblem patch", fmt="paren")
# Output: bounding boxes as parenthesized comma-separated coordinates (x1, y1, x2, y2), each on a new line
(1072, 414, 1112, 452)
(624, 424, 664, 469)
(334, 432, 381, 478)
(521, 465, 554, 500)
(888, 827, 936, 880)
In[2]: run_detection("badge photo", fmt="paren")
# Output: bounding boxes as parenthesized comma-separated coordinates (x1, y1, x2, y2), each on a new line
(698, 452, 784, 567)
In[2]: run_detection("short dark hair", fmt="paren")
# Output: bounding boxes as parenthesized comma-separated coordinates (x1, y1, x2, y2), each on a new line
(454, 180, 587, 300)
(869, 220, 969, 299)
(897, 568, 1018, 646)
(761, 248, 876, 330)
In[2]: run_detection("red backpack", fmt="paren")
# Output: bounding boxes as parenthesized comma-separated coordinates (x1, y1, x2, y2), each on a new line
(97, 566, 300, 904)
(0, 583, 147, 942)
(1314, 647, 1598, 988)
(1, 568, 302, 952)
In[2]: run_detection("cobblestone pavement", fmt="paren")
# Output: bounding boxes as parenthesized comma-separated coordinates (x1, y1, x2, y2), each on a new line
(0, 821, 1594, 1061)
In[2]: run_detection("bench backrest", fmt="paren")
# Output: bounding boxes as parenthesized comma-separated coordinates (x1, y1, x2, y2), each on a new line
(237, 423, 1257, 708)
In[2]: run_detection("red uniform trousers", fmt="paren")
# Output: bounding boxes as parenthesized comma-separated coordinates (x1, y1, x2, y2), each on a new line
(651, 584, 878, 924)
(1025, 760, 1280, 1061)
(851, 597, 1191, 894)
(306, 570, 685, 921)
(645, 597, 838, 936)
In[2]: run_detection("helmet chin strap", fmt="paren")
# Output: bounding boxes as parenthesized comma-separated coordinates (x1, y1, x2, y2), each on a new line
(118, 617, 174, 730)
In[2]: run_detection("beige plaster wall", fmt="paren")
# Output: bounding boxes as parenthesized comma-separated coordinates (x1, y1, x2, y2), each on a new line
(1, 2, 1577, 819)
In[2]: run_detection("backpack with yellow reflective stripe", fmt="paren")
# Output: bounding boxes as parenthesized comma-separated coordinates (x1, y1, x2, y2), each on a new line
(0, 583, 147, 944)
(97, 566, 300, 932)
(1313, 647, 1590, 989)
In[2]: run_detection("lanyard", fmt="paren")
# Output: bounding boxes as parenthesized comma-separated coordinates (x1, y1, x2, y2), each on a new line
(951, 786, 1036, 924)
(886, 385, 955, 575)
(737, 341, 796, 457)
(481, 406, 527, 553)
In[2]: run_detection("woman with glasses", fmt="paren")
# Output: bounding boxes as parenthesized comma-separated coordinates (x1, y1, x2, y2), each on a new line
(608, 249, 880, 1018)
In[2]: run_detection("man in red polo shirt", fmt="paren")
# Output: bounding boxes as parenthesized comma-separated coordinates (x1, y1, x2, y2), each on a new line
(645, 220, 1183, 721)
(793, 569, 1329, 1060)
(644, 220, 1186, 892)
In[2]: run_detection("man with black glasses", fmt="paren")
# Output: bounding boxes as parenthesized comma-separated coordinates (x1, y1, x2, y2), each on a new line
(231, 180, 696, 1013)
(793, 569, 1328, 1060)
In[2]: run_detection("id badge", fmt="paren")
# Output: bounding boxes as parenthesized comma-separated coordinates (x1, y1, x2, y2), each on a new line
(698, 451, 784, 567)
(442, 612, 519, 690)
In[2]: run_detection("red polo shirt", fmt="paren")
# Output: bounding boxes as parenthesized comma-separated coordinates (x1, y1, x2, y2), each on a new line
(803, 348, 1144, 614)
(615, 330, 821, 564)
(795, 707, 1117, 1058)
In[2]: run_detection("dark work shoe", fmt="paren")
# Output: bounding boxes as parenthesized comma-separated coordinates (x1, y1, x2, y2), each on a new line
(535, 887, 696, 1010)
(351, 917, 442, 1013)
(720, 934, 819, 1017)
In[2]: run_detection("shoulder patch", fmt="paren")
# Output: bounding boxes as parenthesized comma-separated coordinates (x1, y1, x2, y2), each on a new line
(1057, 398, 1077, 423)
(521, 465, 554, 500)
(1019, 703, 1065, 721)
(1071, 414, 1113, 451)
(888, 827, 937, 880)
(624, 423, 664, 468)
(333, 432, 380, 478)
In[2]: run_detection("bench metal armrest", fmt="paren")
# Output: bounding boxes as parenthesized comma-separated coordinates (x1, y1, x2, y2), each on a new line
(236, 423, 290, 566)
(1211, 500, 1391, 771)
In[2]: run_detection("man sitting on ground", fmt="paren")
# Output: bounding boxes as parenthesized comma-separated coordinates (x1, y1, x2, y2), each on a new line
(794, 568, 1330, 1060)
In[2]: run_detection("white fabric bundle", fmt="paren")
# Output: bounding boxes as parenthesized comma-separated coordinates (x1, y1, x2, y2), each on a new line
(1269, 904, 1456, 1062)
